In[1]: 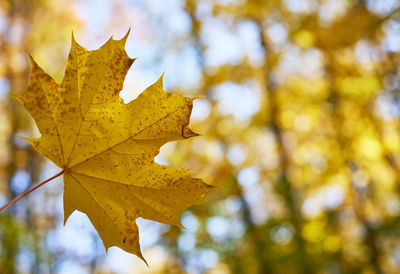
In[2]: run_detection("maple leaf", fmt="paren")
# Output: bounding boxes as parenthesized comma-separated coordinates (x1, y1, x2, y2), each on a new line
(15, 31, 212, 263)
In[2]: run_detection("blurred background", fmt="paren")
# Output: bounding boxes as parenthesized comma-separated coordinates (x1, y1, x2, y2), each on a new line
(1, 0, 400, 273)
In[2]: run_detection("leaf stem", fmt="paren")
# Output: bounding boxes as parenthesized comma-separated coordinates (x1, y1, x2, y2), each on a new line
(0, 169, 65, 212)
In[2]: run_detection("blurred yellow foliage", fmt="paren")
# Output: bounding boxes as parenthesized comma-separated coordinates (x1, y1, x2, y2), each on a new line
(1, 0, 400, 273)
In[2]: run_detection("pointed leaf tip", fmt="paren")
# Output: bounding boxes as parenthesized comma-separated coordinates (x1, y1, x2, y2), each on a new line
(127, 58, 136, 67)
(182, 125, 199, 139)
(138, 252, 148, 267)
(71, 31, 77, 46)
(159, 73, 165, 85)
(12, 94, 23, 103)
(176, 220, 185, 230)
(121, 27, 131, 44)
(70, 31, 84, 51)
(25, 53, 38, 70)
(151, 73, 164, 90)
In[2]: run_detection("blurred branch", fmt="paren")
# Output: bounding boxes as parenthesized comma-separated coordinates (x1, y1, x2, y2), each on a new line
(324, 43, 384, 274)
(185, 1, 274, 273)
(254, 18, 313, 274)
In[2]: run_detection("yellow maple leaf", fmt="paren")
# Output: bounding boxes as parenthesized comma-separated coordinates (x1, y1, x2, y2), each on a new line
(14, 31, 212, 263)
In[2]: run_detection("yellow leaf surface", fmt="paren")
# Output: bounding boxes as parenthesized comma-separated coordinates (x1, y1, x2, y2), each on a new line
(17, 31, 212, 262)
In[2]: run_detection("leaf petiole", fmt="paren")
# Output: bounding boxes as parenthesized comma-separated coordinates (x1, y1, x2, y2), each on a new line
(0, 169, 65, 212)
